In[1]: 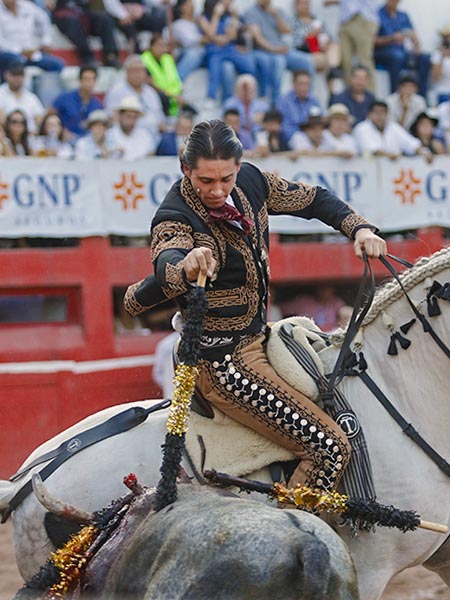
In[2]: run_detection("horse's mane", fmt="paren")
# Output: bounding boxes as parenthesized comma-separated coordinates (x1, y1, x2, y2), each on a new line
(331, 247, 450, 344)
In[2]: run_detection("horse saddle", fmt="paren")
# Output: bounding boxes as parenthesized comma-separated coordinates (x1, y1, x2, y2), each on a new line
(185, 317, 329, 481)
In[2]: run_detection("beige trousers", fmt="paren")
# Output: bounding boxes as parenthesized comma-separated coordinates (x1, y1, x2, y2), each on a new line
(339, 14, 378, 91)
(197, 334, 351, 492)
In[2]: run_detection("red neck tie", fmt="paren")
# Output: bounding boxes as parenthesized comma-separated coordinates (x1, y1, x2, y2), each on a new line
(207, 204, 254, 235)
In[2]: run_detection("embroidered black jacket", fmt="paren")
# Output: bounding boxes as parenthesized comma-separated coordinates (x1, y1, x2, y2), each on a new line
(125, 162, 374, 351)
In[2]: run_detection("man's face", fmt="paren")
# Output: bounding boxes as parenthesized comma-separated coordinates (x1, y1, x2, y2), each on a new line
(80, 71, 97, 94)
(224, 114, 241, 134)
(369, 105, 388, 129)
(293, 74, 311, 99)
(6, 71, 24, 92)
(126, 63, 147, 88)
(118, 110, 140, 134)
(305, 123, 324, 146)
(350, 69, 369, 93)
(183, 158, 241, 210)
(329, 114, 348, 136)
(399, 81, 417, 98)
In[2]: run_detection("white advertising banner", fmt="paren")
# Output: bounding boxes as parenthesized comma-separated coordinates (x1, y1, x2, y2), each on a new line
(0, 156, 449, 237)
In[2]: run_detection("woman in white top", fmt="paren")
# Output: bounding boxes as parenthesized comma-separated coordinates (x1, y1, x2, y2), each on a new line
(322, 103, 357, 158)
(32, 111, 73, 159)
(74, 110, 121, 160)
(431, 25, 450, 105)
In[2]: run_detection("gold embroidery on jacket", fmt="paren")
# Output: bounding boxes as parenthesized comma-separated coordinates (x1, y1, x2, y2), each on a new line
(162, 262, 187, 298)
(264, 171, 316, 213)
(341, 214, 370, 238)
(123, 280, 151, 316)
(151, 221, 194, 261)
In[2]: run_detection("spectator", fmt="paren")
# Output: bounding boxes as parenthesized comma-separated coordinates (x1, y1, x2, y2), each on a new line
(156, 110, 194, 156)
(243, 0, 314, 103)
(323, 103, 357, 157)
(288, 110, 333, 156)
(290, 0, 340, 75)
(0, 0, 65, 105)
(109, 95, 157, 159)
(74, 109, 121, 159)
(153, 329, 180, 398)
(222, 107, 256, 155)
(0, 62, 45, 134)
(336, 304, 353, 330)
(222, 73, 269, 137)
(353, 99, 433, 162)
(280, 285, 346, 332)
(374, 0, 431, 99)
(31, 109, 73, 157)
(431, 24, 450, 105)
(169, 0, 206, 81)
(276, 70, 322, 144)
(141, 34, 194, 116)
(436, 99, 450, 151)
(105, 0, 169, 55)
(52, 65, 103, 139)
(52, 0, 121, 68)
(256, 107, 293, 156)
(0, 121, 13, 156)
(386, 70, 426, 130)
(199, 0, 256, 105)
(2, 109, 34, 156)
(104, 54, 165, 142)
(324, 0, 379, 91)
(329, 64, 375, 126)
(409, 110, 446, 156)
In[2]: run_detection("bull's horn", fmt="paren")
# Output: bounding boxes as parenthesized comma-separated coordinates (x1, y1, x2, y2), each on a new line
(32, 474, 94, 523)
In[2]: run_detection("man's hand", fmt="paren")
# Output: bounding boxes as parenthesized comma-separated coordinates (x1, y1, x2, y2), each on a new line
(182, 247, 217, 282)
(353, 229, 387, 259)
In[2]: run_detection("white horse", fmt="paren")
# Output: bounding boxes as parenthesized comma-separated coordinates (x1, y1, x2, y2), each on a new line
(2, 247, 450, 600)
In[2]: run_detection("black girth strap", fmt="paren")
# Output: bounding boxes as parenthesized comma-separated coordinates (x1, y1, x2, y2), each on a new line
(2, 399, 171, 523)
(358, 370, 450, 478)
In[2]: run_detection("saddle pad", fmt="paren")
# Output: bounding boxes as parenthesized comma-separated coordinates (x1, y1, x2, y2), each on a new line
(185, 408, 295, 478)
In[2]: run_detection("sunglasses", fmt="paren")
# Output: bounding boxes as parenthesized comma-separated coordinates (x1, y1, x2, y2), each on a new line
(10, 119, 26, 125)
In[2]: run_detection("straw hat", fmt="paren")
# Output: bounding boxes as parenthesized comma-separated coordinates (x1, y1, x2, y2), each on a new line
(327, 103, 350, 118)
(116, 95, 144, 115)
(84, 109, 110, 128)
(440, 24, 450, 37)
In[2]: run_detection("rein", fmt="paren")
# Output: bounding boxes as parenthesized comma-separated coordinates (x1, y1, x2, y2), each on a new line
(2, 399, 171, 523)
(329, 253, 450, 481)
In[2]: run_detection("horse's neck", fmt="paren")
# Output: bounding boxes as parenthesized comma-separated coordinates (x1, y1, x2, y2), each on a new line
(334, 275, 450, 496)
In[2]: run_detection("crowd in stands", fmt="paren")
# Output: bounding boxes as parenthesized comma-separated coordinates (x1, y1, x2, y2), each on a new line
(1, 0, 450, 160)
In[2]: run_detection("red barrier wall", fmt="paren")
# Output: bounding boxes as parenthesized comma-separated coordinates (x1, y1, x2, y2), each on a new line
(0, 229, 446, 477)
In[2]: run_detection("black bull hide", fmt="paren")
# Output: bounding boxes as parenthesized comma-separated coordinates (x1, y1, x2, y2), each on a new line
(84, 486, 358, 600)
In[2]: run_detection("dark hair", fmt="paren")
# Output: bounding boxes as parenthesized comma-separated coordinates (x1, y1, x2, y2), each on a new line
(180, 119, 243, 169)
(350, 64, 369, 76)
(223, 108, 240, 119)
(292, 69, 311, 80)
(263, 108, 283, 123)
(203, 0, 225, 20)
(174, 0, 190, 20)
(38, 109, 63, 140)
(368, 100, 388, 112)
(79, 65, 98, 79)
(4, 110, 31, 155)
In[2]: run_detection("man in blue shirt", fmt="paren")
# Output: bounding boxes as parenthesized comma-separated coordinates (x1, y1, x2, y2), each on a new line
(330, 65, 375, 126)
(52, 65, 103, 139)
(374, 0, 431, 98)
(275, 70, 322, 143)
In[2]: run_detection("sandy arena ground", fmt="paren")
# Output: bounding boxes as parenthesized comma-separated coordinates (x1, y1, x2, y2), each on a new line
(1, 519, 450, 600)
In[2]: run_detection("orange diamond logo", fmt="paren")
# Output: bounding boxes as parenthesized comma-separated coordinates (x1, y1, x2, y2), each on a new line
(0, 177, 10, 209)
(393, 169, 422, 204)
(113, 172, 145, 210)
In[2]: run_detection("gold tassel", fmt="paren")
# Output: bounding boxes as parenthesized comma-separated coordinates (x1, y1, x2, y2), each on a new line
(166, 363, 198, 436)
